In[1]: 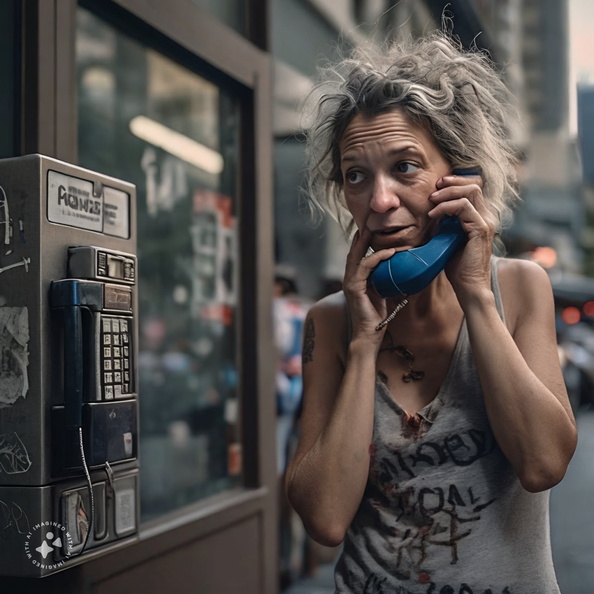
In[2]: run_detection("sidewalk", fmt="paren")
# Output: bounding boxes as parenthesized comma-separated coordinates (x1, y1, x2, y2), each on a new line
(550, 407, 594, 592)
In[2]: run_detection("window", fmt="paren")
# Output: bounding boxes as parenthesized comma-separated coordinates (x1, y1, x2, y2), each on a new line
(77, 7, 243, 521)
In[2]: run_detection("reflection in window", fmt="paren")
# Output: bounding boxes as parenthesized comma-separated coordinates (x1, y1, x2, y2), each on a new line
(76, 7, 242, 521)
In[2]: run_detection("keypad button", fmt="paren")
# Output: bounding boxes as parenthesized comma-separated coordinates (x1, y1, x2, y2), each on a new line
(100, 315, 134, 398)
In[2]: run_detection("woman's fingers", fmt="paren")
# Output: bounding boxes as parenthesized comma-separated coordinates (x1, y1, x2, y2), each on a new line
(358, 247, 397, 273)
(438, 173, 483, 188)
(431, 182, 483, 207)
(429, 179, 497, 234)
(347, 227, 394, 270)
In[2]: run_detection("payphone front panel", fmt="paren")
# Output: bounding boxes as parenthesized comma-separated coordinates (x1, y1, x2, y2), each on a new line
(0, 154, 139, 577)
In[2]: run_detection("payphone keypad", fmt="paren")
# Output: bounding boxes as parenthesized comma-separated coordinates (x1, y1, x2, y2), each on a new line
(101, 315, 132, 399)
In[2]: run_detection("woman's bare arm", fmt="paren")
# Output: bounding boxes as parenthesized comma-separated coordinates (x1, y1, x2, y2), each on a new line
(285, 295, 378, 546)
(463, 258, 576, 491)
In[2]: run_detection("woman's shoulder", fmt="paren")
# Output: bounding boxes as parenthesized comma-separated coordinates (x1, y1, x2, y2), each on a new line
(307, 291, 349, 359)
(495, 255, 551, 290)
(308, 290, 348, 318)
(495, 256, 554, 329)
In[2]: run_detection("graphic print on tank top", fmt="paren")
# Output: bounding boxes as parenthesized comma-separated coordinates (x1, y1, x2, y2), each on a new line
(365, 328, 500, 581)
(334, 260, 559, 594)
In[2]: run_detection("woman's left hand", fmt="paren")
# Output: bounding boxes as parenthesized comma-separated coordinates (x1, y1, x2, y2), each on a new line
(428, 172, 497, 303)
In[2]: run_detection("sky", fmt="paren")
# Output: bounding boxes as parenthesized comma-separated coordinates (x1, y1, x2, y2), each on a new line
(568, 0, 594, 134)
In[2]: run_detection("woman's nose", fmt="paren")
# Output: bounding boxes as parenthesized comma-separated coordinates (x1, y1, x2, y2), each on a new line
(369, 176, 400, 213)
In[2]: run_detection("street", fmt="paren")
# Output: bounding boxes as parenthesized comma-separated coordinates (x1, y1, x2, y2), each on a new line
(551, 407, 594, 592)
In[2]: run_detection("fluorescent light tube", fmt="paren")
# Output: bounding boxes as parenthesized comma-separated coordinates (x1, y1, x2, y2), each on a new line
(129, 115, 224, 175)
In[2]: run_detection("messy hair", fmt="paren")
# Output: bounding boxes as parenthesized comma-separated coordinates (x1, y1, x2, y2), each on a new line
(303, 32, 522, 236)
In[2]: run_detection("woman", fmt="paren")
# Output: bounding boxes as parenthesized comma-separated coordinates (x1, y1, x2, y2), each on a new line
(285, 33, 577, 593)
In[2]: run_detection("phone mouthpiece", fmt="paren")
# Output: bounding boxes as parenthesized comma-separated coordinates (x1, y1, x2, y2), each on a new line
(369, 216, 467, 298)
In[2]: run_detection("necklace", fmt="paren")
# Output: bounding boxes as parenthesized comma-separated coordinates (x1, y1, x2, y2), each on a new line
(379, 330, 425, 383)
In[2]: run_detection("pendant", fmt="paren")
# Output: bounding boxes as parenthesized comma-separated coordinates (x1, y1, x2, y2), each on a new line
(403, 369, 425, 382)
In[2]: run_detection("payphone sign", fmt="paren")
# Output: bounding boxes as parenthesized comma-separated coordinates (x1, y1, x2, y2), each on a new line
(47, 170, 130, 239)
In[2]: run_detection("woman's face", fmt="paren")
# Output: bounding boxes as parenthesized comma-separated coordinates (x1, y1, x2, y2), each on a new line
(339, 109, 452, 252)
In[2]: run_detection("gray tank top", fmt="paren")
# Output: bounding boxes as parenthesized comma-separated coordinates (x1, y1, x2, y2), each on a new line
(334, 259, 560, 594)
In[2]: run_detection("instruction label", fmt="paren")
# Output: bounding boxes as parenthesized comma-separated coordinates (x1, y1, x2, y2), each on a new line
(47, 170, 129, 238)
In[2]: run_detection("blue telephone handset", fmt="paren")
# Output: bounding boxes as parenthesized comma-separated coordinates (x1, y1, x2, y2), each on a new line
(368, 168, 479, 298)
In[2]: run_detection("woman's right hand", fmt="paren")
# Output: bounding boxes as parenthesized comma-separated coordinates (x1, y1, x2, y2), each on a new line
(342, 227, 396, 346)
(286, 287, 382, 545)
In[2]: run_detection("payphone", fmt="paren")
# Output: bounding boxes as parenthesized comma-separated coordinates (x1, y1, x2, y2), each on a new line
(0, 155, 139, 577)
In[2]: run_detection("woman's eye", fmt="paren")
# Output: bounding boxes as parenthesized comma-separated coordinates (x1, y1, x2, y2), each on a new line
(396, 162, 419, 174)
(346, 170, 365, 184)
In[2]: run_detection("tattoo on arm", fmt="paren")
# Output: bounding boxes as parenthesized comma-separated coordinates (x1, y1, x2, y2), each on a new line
(302, 318, 316, 364)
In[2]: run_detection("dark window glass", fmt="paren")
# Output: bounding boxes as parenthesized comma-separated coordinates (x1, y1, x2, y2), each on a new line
(0, 0, 18, 157)
(76, 7, 243, 521)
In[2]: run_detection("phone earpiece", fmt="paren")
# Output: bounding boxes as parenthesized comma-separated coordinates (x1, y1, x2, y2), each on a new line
(368, 167, 477, 298)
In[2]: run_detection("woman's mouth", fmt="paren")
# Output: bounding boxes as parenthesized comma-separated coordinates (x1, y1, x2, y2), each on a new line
(372, 225, 411, 241)
(370, 226, 414, 249)
(376, 226, 408, 236)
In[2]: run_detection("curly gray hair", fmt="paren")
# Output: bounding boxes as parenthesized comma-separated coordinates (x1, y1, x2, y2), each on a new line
(303, 32, 522, 236)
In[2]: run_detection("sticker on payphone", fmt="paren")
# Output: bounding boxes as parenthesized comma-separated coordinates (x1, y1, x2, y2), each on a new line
(61, 488, 91, 555)
(60, 482, 108, 556)
(114, 476, 137, 536)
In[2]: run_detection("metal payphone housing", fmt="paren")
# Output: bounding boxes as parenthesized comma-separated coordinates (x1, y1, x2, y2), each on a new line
(0, 154, 139, 577)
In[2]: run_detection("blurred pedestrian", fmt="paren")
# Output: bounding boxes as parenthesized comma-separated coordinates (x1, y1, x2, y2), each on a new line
(273, 265, 310, 587)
